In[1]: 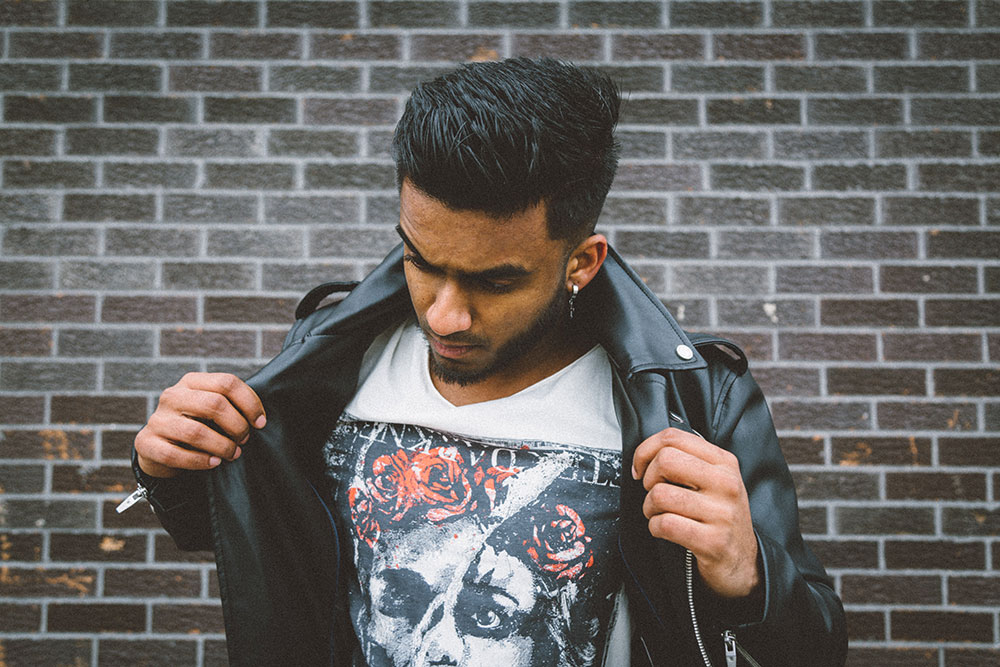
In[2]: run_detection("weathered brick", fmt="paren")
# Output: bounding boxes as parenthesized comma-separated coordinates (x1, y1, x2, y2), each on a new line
(105, 162, 197, 189)
(716, 299, 816, 327)
(797, 506, 828, 534)
(887, 472, 986, 501)
(162, 262, 258, 290)
(58, 261, 156, 290)
(0, 64, 61, 91)
(265, 196, 360, 224)
(948, 577, 1000, 607)
(614, 164, 702, 191)
(0, 567, 96, 598)
(832, 436, 932, 467)
(672, 65, 763, 92)
(772, 1, 865, 27)
(206, 228, 304, 258)
(712, 33, 805, 59)
(9, 31, 103, 58)
(677, 197, 771, 226)
(271, 65, 360, 92)
(104, 569, 203, 598)
(102, 430, 140, 460)
(934, 368, 1000, 397)
(881, 265, 978, 293)
(848, 612, 885, 642)
(711, 164, 804, 191)
(570, 1, 662, 27)
(49, 533, 146, 562)
(101, 296, 198, 323)
(66, 128, 159, 156)
(1, 295, 96, 323)
(875, 65, 970, 93)
(809, 99, 903, 126)
(68, 0, 158, 26)
(884, 196, 979, 226)
(612, 33, 705, 60)
(939, 437, 1000, 467)
(168, 1, 258, 26)
(1, 499, 96, 529)
(160, 329, 257, 358)
(50, 395, 147, 425)
(371, 65, 469, 93)
(770, 400, 872, 431)
(105, 228, 200, 257)
(814, 164, 907, 191)
(1, 361, 96, 391)
(920, 32, 1000, 59)
(0, 328, 53, 356)
(0, 260, 55, 288)
(794, 470, 879, 499)
(205, 162, 296, 190)
(806, 539, 879, 569)
(926, 299, 1000, 327)
(204, 297, 297, 324)
(893, 611, 992, 643)
(877, 401, 978, 431)
(842, 575, 942, 604)
(673, 131, 765, 159)
(878, 130, 972, 158)
(828, 367, 926, 396)
(163, 194, 258, 223)
(0, 464, 46, 493)
(152, 603, 225, 633)
(169, 65, 261, 92)
(0, 398, 46, 424)
(671, 1, 762, 26)
(774, 66, 866, 92)
(821, 298, 919, 327)
(913, 99, 1000, 126)
(821, 231, 917, 258)
(266, 1, 358, 28)
(305, 163, 395, 189)
(673, 266, 769, 294)
(815, 32, 909, 59)
(204, 97, 296, 124)
(267, 130, 355, 159)
(883, 332, 983, 362)
(874, 0, 969, 26)
(4, 161, 95, 189)
(310, 226, 400, 258)
(0, 129, 56, 156)
(600, 197, 668, 226)
(0, 194, 56, 222)
(945, 648, 1000, 667)
(167, 129, 257, 157)
(311, 33, 402, 60)
(104, 362, 191, 391)
(469, 1, 560, 27)
(776, 266, 873, 293)
(262, 262, 357, 291)
(717, 230, 813, 258)
(410, 34, 506, 62)
(779, 435, 825, 463)
(706, 99, 801, 125)
(928, 231, 1000, 259)
(0, 603, 41, 631)
(778, 333, 878, 361)
(104, 96, 195, 123)
(49, 602, 146, 633)
(619, 98, 699, 125)
(369, 1, 459, 27)
(58, 329, 154, 357)
(98, 640, 199, 665)
(110, 32, 204, 59)
(615, 231, 710, 259)
(0, 0, 58, 25)
(303, 98, 399, 125)
(69, 64, 161, 92)
(837, 506, 935, 535)
(511, 33, 605, 60)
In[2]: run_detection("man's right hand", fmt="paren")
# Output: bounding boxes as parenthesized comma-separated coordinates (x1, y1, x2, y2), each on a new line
(134, 372, 266, 478)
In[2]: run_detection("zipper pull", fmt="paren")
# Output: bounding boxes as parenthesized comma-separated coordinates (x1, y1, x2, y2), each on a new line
(115, 484, 149, 513)
(723, 630, 737, 667)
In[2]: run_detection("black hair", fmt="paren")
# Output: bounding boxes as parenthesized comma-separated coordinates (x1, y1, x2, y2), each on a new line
(391, 57, 621, 243)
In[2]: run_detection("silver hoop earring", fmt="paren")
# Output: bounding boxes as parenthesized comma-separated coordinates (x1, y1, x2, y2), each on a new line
(568, 284, 579, 320)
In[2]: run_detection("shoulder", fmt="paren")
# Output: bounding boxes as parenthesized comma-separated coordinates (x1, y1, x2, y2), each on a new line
(686, 332, 748, 377)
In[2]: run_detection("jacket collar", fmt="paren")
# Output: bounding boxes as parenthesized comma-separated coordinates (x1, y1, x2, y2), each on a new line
(326, 244, 706, 377)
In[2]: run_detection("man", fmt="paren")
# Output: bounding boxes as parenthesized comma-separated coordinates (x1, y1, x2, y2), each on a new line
(128, 58, 846, 666)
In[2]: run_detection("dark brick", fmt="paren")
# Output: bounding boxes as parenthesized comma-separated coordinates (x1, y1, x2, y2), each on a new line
(1, 295, 95, 323)
(778, 333, 877, 361)
(614, 164, 702, 191)
(4, 95, 95, 123)
(778, 197, 875, 227)
(774, 65, 866, 92)
(1, 361, 96, 391)
(939, 437, 1000, 466)
(570, 1, 662, 27)
(68, 0, 158, 25)
(673, 131, 765, 159)
(832, 436, 932, 467)
(366, 195, 402, 224)
(772, 1, 864, 26)
(66, 128, 159, 156)
(105, 162, 197, 189)
(214, 33, 303, 62)
(311, 33, 402, 60)
(612, 33, 704, 60)
(104, 95, 194, 123)
(717, 230, 813, 258)
(837, 506, 935, 535)
(672, 266, 769, 294)
(511, 33, 605, 60)
(829, 367, 926, 396)
(4, 161, 94, 189)
(0, 129, 56, 155)
(893, 611, 992, 643)
(102, 430, 141, 460)
(9, 31, 103, 58)
(204, 297, 297, 324)
(104, 569, 203, 598)
(671, 65, 763, 93)
(935, 368, 1000, 397)
(814, 164, 906, 191)
(105, 228, 200, 257)
(676, 197, 771, 226)
(875, 65, 969, 93)
(49, 533, 146, 562)
(981, 0, 1000, 25)
(793, 470, 879, 499)
(913, 99, 1000, 126)
(776, 265, 872, 293)
(707, 330, 772, 360)
(469, 2, 560, 27)
(163, 194, 258, 223)
(161, 329, 257, 358)
(711, 165, 804, 191)
(303, 98, 399, 125)
(104, 362, 191, 391)
(98, 640, 200, 665)
(0, 194, 55, 222)
(103, 498, 163, 529)
(0, 260, 54, 288)
(369, 1, 458, 27)
(110, 32, 203, 59)
(712, 33, 805, 59)
(797, 506, 827, 534)
(207, 228, 304, 258)
(271, 65, 360, 92)
(928, 231, 1000, 260)
(49, 602, 146, 633)
(305, 162, 395, 189)
(262, 262, 357, 291)
(716, 299, 816, 327)
(64, 194, 156, 222)
(807, 539, 879, 569)
(821, 231, 916, 258)
(0, 64, 61, 91)
(808, 99, 903, 126)
(0, 328, 52, 356)
(920, 33, 1000, 59)
(268, 129, 357, 158)
(101, 296, 198, 323)
(169, 65, 261, 92)
(0, 0, 58, 25)
(265, 196, 359, 224)
(310, 226, 400, 258)
(205, 162, 295, 190)
(1, 396, 47, 425)
(408, 34, 505, 62)
(0, 464, 46, 493)
(816, 32, 909, 59)
(167, 128, 256, 157)
(600, 197, 667, 226)
(888, 472, 986, 501)
(885, 196, 979, 226)
(779, 435, 825, 463)
(0, 603, 41, 631)
(980, 64, 1000, 92)
(707, 99, 800, 125)
(846, 612, 883, 641)
(945, 648, 1000, 667)
(884, 332, 983, 362)
(69, 64, 161, 92)
(0, 567, 96, 598)
(874, 0, 969, 26)
(615, 231, 710, 259)
(877, 401, 978, 431)
(162, 262, 258, 290)
(842, 574, 941, 604)
(949, 577, 1000, 606)
(619, 98, 699, 125)
(770, 400, 872, 431)
(204, 97, 296, 124)
(671, 1, 761, 26)
(926, 299, 1000, 326)
(58, 329, 153, 357)
(1, 499, 96, 529)
(167, 1, 258, 26)
(881, 265, 978, 294)
(50, 395, 147, 425)
(267, 1, 358, 28)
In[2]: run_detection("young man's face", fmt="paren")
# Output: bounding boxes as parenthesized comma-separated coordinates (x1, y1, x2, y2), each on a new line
(397, 180, 573, 388)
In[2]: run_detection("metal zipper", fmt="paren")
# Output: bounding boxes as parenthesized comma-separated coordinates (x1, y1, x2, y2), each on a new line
(686, 548, 714, 667)
(723, 630, 763, 667)
(115, 483, 149, 513)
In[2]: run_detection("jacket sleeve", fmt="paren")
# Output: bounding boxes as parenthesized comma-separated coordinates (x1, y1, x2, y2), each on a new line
(700, 362, 847, 666)
(131, 447, 213, 551)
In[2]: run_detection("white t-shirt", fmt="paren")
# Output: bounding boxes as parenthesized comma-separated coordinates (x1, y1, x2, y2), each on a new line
(324, 319, 626, 667)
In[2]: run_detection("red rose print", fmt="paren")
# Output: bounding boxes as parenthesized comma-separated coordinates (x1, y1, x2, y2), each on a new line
(348, 487, 380, 549)
(411, 447, 474, 522)
(368, 450, 417, 521)
(524, 504, 594, 581)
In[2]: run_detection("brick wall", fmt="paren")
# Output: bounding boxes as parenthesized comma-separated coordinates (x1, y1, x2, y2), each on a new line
(0, 0, 997, 665)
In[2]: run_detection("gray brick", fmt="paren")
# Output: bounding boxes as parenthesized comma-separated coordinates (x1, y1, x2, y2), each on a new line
(774, 66, 867, 92)
(0, 64, 61, 91)
(877, 131, 972, 158)
(64, 195, 156, 222)
(772, 1, 865, 27)
(305, 163, 395, 189)
(773, 131, 869, 159)
(919, 33, 1000, 59)
(660, 298, 710, 327)
(817, 32, 910, 59)
(0, 0, 58, 25)
(266, 1, 358, 28)
(926, 299, 1000, 327)
(874, 0, 969, 26)
(204, 163, 296, 190)
(268, 130, 357, 157)
(101, 296, 197, 323)
(813, 164, 907, 191)
(618, 131, 667, 158)
(204, 97, 296, 124)
(262, 262, 358, 290)
(615, 231, 710, 259)
(780, 332, 878, 361)
(674, 129, 767, 159)
(169, 65, 261, 92)
(310, 226, 400, 258)
(167, 129, 257, 158)
(711, 164, 805, 191)
(66, 129, 159, 156)
(884, 197, 980, 226)
(569, 2, 662, 27)
(303, 98, 399, 126)
(712, 33, 805, 60)
(59, 261, 156, 290)
(718, 230, 814, 259)
(920, 164, 1000, 192)
(980, 0, 1000, 25)
(408, 34, 505, 62)
(58, 329, 154, 357)
(598, 197, 668, 226)
(4, 161, 95, 189)
(204, 296, 296, 324)
(311, 34, 402, 60)
(104, 96, 194, 123)
(3, 228, 99, 256)
(671, 65, 763, 93)
(0, 500, 95, 529)
(928, 231, 1000, 259)
(717, 299, 816, 326)
(369, 66, 456, 93)
(874, 66, 970, 93)
(776, 265, 874, 293)
(103, 362, 191, 391)
(1, 362, 96, 391)
(676, 197, 771, 226)
(978, 64, 1000, 92)
(619, 98, 699, 125)
(671, 1, 762, 26)
(104, 162, 198, 189)
(369, 1, 459, 27)
(822, 298, 919, 327)
(110, 32, 203, 59)
(163, 194, 258, 223)
(4, 96, 96, 123)
(167, 1, 258, 27)
(707, 99, 801, 125)
(67, 0, 158, 26)
(9, 31, 103, 58)
(0, 129, 55, 155)
(162, 262, 257, 290)
(469, 2, 560, 27)
(612, 33, 705, 60)
(0, 261, 54, 289)
(808, 99, 903, 126)
(614, 164, 702, 191)
(161, 328, 257, 358)
(912, 99, 1000, 126)
(2, 295, 97, 323)
(511, 33, 605, 60)
(0, 195, 55, 223)
(673, 265, 769, 294)
(821, 231, 918, 259)
(270, 66, 360, 92)
(265, 196, 360, 224)
(68, 64, 161, 92)
(210, 33, 303, 59)
(367, 130, 395, 159)
(365, 196, 400, 224)
(779, 197, 875, 225)
(105, 229, 200, 257)
(206, 228, 304, 258)
(881, 265, 978, 294)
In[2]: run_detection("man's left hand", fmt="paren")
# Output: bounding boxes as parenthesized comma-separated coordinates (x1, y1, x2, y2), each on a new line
(632, 427, 760, 599)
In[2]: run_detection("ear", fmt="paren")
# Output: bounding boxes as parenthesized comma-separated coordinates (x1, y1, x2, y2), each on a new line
(565, 234, 607, 291)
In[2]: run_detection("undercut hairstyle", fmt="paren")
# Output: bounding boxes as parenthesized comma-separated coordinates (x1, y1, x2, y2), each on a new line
(391, 57, 621, 243)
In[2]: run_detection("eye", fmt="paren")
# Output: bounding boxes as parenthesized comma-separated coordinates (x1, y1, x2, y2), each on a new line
(476, 278, 515, 295)
(472, 609, 502, 630)
(403, 253, 429, 271)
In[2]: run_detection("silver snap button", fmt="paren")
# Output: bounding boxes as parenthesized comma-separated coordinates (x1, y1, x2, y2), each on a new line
(675, 344, 693, 360)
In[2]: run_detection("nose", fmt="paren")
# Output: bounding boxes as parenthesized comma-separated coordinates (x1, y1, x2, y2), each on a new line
(417, 605, 462, 666)
(424, 281, 472, 337)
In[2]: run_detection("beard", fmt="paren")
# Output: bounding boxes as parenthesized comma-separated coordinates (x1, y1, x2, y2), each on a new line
(422, 283, 569, 387)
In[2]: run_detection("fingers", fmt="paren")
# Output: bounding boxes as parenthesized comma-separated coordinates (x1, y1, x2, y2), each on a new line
(175, 372, 266, 429)
(632, 428, 739, 489)
(135, 431, 225, 478)
(642, 480, 716, 524)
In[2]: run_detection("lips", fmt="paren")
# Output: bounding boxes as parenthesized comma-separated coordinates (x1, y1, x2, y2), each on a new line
(428, 336, 480, 360)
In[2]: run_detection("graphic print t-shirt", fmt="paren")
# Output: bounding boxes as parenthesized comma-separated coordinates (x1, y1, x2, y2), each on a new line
(324, 320, 623, 667)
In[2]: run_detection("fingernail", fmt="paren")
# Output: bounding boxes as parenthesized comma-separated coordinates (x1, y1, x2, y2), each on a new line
(233, 446, 242, 460)
(631, 464, 639, 480)
(209, 456, 222, 467)
(254, 415, 266, 429)
(240, 432, 250, 445)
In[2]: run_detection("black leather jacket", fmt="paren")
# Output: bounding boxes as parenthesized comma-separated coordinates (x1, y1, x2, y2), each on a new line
(136, 246, 846, 666)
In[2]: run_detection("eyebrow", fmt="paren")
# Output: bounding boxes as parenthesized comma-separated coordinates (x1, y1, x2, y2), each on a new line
(395, 224, 532, 283)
